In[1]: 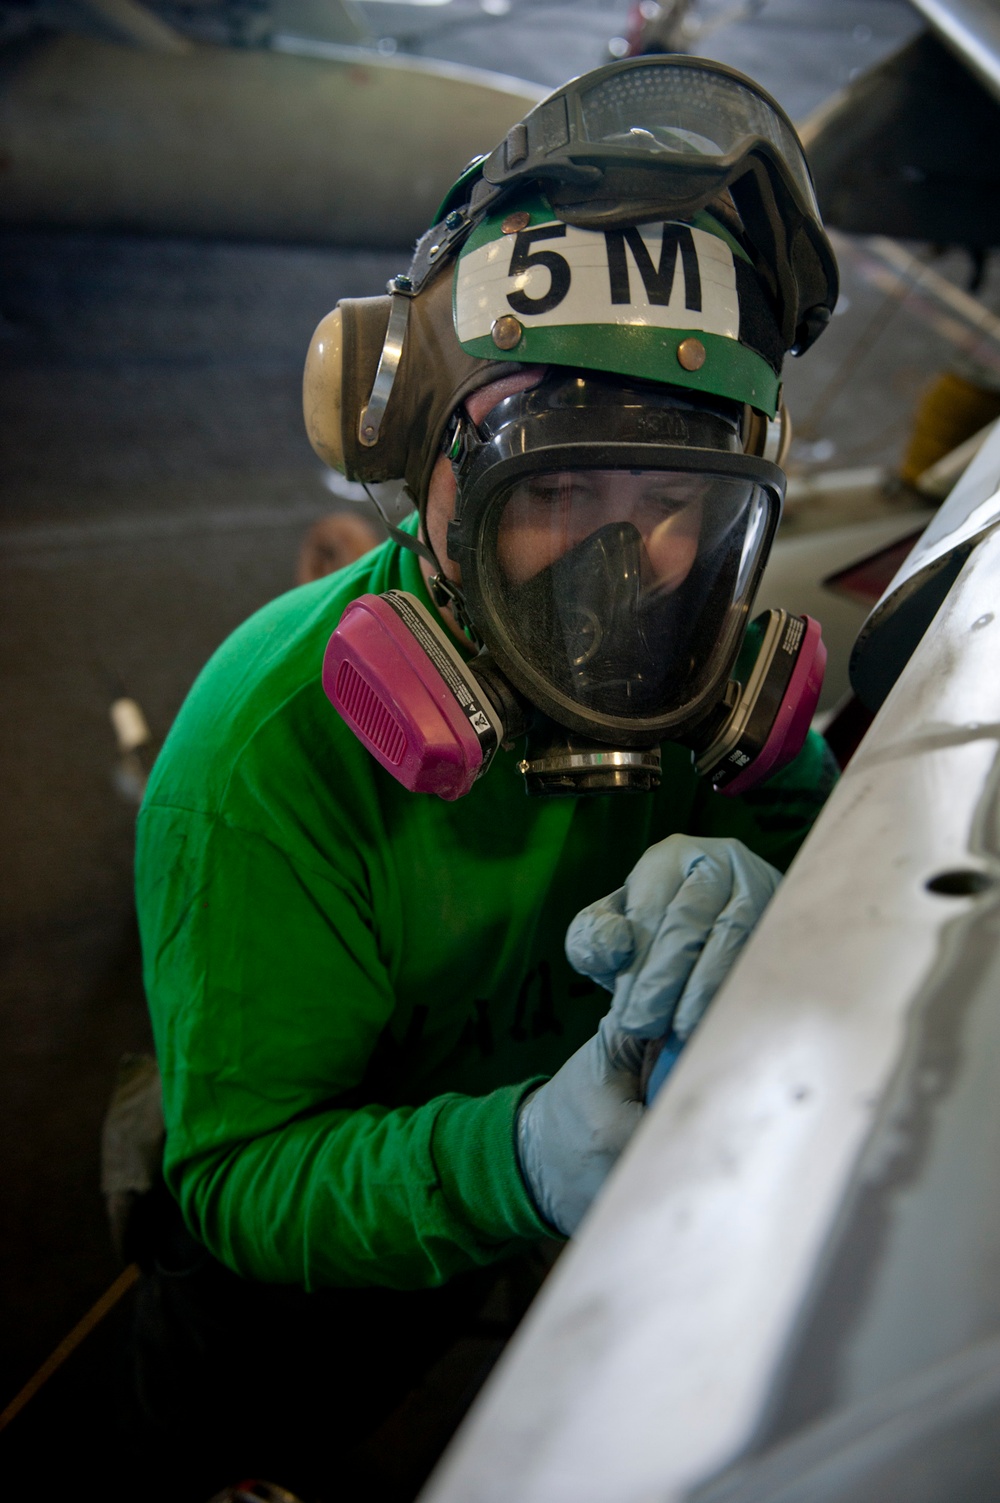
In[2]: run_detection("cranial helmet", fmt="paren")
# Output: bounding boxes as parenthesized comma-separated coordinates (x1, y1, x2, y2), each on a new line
(305, 55, 837, 799)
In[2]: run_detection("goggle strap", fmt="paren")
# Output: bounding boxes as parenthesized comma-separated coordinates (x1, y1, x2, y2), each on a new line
(360, 481, 439, 571)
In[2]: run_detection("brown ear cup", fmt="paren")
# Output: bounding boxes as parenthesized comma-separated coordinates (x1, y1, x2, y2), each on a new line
(741, 400, 790, 463)
(337, 271, 514, 512)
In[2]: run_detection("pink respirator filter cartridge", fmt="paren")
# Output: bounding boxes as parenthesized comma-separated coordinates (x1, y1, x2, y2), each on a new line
(322, 592, 502, 801)
(721, 614, 826, 797)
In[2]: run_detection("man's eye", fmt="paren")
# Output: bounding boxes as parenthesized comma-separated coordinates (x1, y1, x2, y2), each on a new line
(649, 492, 699, 515)
(526, 481, 590, 504)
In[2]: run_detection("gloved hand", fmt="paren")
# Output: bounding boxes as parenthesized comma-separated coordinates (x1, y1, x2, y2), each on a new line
(516, 1015, 646, 1236)
(565, 834, 781, 1042)
(516, 835, 780, 1236)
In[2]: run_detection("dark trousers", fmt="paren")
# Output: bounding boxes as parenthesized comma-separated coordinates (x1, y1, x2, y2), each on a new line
(127, 1188, 524, 1503)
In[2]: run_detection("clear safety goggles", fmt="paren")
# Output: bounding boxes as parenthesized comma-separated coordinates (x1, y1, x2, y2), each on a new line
(490, 60, 817, 212)
(467, 56, 836, 353)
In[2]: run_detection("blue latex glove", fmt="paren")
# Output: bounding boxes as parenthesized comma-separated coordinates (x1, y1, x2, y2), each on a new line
(565, 834, 781, 1043)
(516, 836, 780, 1235)
(516, 1016, 646, 1236)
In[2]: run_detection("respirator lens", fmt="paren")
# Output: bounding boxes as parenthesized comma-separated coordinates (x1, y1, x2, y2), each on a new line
(488, 467, 771, 721)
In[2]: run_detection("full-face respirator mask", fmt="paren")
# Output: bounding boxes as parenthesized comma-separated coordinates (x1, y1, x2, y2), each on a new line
(304, 56, 837, 800)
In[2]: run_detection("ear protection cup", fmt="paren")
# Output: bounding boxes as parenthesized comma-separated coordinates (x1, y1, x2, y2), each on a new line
(303, 305, 346, 471)
(742, 400, 791, 464)
(742, 404, 767, 457)
(302, 269, 514, 513)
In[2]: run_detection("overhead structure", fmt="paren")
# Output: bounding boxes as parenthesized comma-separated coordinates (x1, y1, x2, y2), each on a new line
(801, 23, 1000, 248)
(908, 0, 1000, 102)
(0, 32, 542, 246)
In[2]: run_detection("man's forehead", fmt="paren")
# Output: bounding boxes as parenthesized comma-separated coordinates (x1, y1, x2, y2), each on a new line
(464, 367, 546, 426)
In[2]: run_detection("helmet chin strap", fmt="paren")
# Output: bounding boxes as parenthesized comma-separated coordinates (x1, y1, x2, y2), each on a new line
(360, 479, 480, 645)
(360, 480, 439, 570)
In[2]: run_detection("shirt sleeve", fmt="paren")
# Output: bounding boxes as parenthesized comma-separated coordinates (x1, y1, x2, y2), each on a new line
(136, 805, 551, 1290)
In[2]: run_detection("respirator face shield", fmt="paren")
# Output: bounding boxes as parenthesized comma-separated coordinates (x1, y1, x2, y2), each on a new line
(447, 376, 782, 747)
(322, 374, 825, 801)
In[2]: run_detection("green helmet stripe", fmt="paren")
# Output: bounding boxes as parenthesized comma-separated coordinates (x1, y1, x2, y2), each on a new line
(460, 326, 778, 416)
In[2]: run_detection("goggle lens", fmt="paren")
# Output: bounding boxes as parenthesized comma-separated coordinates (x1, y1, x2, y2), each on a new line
(578, 64, 818, 215)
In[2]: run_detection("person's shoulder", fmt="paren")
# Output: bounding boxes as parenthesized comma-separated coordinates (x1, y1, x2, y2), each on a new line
(739, 729, 839, 813)
(144, 540, 396, 815)
(657, 730, 838, 873)
(708, 729, 838, 871)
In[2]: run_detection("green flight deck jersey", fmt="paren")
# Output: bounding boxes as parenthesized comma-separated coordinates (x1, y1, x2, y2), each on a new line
(136, 526, 837, 1293)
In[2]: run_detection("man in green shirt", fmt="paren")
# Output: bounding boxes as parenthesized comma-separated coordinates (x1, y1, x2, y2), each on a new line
(134, 56, 839, 1499)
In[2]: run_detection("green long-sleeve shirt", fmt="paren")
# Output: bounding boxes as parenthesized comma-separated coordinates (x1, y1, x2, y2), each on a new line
(136, 527, 836, 1291)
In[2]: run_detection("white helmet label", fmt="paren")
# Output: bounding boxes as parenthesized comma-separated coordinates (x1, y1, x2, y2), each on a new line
(455, 220, 740, 342)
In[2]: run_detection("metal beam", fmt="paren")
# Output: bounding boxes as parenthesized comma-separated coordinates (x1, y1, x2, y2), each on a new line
(909, 0, 1000, 104)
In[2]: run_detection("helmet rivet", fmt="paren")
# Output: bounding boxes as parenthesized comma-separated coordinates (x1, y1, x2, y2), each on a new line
(501, 211, 530, 235)
(491, 315, 523, 350)
(362, 423, 376, 439)
(428, 243, 441, 259)
(445, 210, 464, 231)
(677, 337, 707, 372)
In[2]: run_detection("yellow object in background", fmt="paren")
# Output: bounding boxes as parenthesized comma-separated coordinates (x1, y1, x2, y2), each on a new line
(900, 371, 1000, 487)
